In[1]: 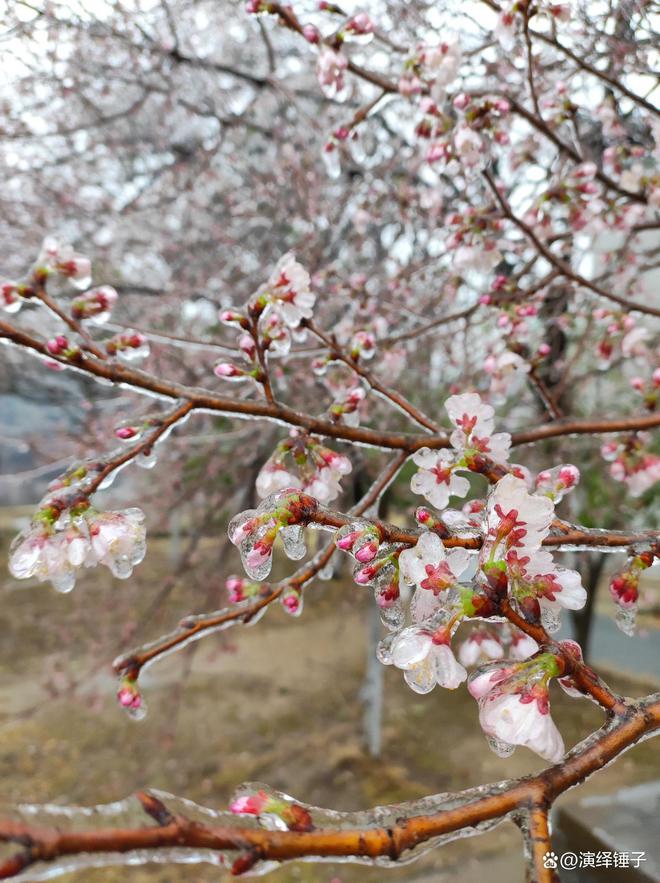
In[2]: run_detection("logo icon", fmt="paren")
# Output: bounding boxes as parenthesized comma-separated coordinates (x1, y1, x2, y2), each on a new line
(543, 851, 559, 869)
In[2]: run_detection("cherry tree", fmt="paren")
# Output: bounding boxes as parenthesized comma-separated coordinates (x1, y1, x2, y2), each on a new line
(0, 0, 659, 880)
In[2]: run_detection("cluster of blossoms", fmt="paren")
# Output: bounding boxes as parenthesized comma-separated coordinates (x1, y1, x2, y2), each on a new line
(480, 474, 586, 632)
(9, 495, 146, 593)
(410, 393, 512, 510)
(495, 2, 569, 51)
(1, 237, 92, 313)
(399, 40, 462, 101)
(592, 308, 650, 369)
(215, 253, 313, 381)
(256, 431, 352, 504)
(523, 163, 604, 234)
(444, 209, 504, 274)
(601, 434, 660, 498)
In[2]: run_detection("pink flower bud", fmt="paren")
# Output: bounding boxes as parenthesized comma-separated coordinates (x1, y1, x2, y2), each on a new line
(46, 335, 69, 355)
(115, 426, 138, 440)
(538, 343, 551, 357)
(453, 93, 470, 110)
(302, 23, 320, 43)
(214, 362, 243, 378)
(630, 376, 644, 391)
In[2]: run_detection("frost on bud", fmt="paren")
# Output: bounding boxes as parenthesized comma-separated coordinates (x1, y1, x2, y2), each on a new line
(117, 674, 147, 720)
(609, 549, 655, 636)
(349, 329, 376, 361)
(219, 308, 249, 328)
(335, 521, 381, 560)
(9, 501, 147, 592)
(226, 575, 262, 604)
(229, 785, 313, 832)
(534, 463, 580, 502)
(342, 13, 375, 44)
(281, 586, 303, 616)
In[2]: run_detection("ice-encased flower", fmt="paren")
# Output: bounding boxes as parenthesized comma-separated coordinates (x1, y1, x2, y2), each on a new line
(458, 627, 504, 667)
(468, 659, 565, 762)
(398, 530, 470, 594)
(391, 629, 467, 693)
(9, 507, 146, 592)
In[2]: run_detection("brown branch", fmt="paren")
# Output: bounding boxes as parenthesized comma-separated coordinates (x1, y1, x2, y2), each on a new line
(525, 804, 558, 883)
(304, 319, 440, 432)
(2, 320, 659, 452)
(34, 286, 107, 360)
(0, 696, 657, 877)
(113, 452, 408, 680)
(483, 171, 660, 317)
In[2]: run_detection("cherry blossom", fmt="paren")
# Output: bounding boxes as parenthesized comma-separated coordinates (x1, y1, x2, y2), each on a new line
(399, 530, 470, 595)
(483, 474, 554, 555)
(34, 237, 92, 289)
(70, 285, 118, 324)
(260, 253, 315, 328)
(505, 549, 586, 632)
(468, 655, 565, 762)
(458, 626, 504, 667)
(317, 48, 348, 101)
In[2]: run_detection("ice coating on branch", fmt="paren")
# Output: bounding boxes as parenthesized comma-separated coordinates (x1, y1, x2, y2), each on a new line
(228, 490, 317, 580)
(410, 393, 511, 511)
(9, 501, 146, 592)
(468, 654, 565, 762)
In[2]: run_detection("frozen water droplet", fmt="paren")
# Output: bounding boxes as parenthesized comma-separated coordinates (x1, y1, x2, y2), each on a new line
(379, 601, 404, 632)
(279, 524, 307, 561)
(615, 604, 637, 636)
(540, 605, 562, 634)
(317, 562, 334, 580)
(486, 735, 516, 758)
(376, 633, 396, 665)
(136, 450, 157, 470)
(126, 701, 148, 721)
(51, 570, 76, 593)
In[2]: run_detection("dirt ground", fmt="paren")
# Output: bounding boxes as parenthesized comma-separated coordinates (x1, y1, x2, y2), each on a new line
(0, 523, 658, 883)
